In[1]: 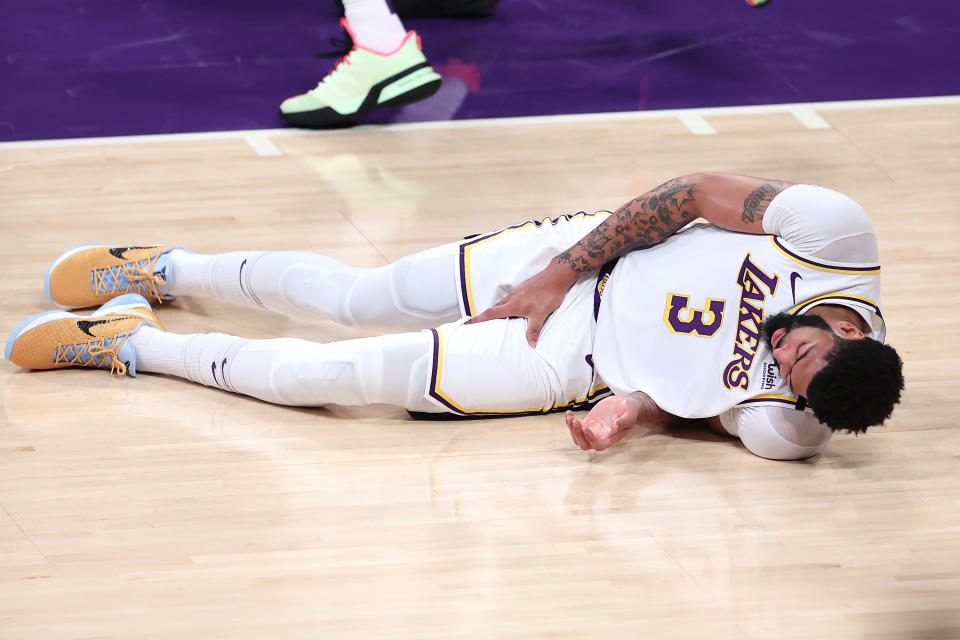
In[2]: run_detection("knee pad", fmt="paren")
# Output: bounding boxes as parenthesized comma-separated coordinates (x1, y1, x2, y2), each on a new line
(402, 351, 444, 413)
(265, 333, 433, 408)
(278, 264, 359, 325)
(267, 340, 381, 406)
(388, 252, 459, 319)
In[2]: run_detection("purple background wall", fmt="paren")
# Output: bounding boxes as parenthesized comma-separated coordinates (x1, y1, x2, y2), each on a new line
(1, 0, 958, 142)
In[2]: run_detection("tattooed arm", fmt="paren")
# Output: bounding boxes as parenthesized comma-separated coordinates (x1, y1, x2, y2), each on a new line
(555, 172, 791, 277)
(469, 173, 795, 345)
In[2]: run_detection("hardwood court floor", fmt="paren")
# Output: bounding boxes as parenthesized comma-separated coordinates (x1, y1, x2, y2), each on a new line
(1, 101, 958, 639)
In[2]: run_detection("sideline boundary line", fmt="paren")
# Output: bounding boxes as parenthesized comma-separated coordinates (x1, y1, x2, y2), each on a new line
(1, 94, 957, 151)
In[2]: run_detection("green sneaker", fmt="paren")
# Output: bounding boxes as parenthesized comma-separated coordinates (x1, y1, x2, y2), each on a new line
(280, 18, 443, 128)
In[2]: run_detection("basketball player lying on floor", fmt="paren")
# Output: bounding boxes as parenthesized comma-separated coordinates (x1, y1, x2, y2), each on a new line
(6, 173, 904, 460)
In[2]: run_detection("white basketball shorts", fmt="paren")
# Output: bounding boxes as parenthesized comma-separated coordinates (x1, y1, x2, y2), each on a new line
(417, 212, 614, 417)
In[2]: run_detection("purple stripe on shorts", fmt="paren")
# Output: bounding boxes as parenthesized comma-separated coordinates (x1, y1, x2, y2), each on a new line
(457, 244, 472, 317)
(458, 230, 504, 317)
(427, 328, 466, 415)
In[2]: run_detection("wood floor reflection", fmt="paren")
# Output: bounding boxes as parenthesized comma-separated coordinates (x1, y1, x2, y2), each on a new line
(1, 104, 958, 639)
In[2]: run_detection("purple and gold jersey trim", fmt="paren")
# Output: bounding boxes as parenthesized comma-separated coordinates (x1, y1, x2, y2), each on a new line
(738, 393, 802, 408)
(771, 237, 880, 274)
(458, 211, 610, 317)
(427, 327, 611, 416)
(790, 292, 883, 318)
(593, 259, 619, 320)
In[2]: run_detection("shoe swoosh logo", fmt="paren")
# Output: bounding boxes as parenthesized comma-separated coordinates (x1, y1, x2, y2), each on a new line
(76, 317, 126, 337)
(790, 272, 803, 306)
(109, 246, 154, 260)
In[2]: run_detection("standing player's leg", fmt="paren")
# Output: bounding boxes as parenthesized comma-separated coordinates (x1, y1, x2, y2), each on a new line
(279, 0, 442, 128)
(340, 0, 407, 51)
(44, 243, 463, 330)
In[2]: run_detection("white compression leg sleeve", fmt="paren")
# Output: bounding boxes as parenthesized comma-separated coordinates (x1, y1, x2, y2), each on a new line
(342, 0, 407, 52)
(132, 325, 440, 412)
(167, 244, 462, 330)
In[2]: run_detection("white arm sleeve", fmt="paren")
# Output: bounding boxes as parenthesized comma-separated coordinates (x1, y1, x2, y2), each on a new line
(761, 184, 879, 263)
(719, 404, 832, 461)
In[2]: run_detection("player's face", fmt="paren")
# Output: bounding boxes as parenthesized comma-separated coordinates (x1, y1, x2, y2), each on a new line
(768, 325, 837, 397)
(762, 312, 838, 397)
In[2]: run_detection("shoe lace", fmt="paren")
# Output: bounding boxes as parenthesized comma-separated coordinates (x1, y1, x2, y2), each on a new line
(93, 253, 167, 304)
(315, 17, 354, 58)
(54, 333, 130, 376)
(314, 17, 354, 83)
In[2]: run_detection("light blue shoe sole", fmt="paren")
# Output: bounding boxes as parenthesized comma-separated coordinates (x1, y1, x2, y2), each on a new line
(44, 243, 102, 308)
(5, 309, 69, 362)
(44, 245, 183, 309)
(4, 293, 154, 363)
(100, 293, 151, 311)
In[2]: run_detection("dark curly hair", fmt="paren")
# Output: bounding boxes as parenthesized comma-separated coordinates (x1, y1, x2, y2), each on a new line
(805, 337, 904, 434)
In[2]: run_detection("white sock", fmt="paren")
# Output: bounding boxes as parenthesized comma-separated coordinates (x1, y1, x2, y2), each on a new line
(132, 325, 250, 391)
(168, 249, 363, 322)
(167, 249, 267, 307)
(344, 0, 394, 13)
(343, 0, 408, 52)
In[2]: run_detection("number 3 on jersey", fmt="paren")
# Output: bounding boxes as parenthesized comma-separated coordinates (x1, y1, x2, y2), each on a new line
(663, 293, 726, 337)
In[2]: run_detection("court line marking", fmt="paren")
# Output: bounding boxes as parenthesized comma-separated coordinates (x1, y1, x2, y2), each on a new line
(788, 105, 831, 130)
(242, 132, 283, 156)
(677, 113, 717, 135)
(0, 94, 957, 150)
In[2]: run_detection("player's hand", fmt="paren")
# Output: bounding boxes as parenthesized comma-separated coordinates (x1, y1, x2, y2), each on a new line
(565, 395, 642, 451)
(466, 261, 577, 347)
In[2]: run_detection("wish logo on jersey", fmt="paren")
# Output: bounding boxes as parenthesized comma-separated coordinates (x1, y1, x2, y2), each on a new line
(759, 361, 782, 391)
(722, 254, 779, 390)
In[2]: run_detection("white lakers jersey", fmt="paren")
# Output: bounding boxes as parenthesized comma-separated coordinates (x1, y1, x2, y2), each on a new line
(592, 184, 884, 419)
